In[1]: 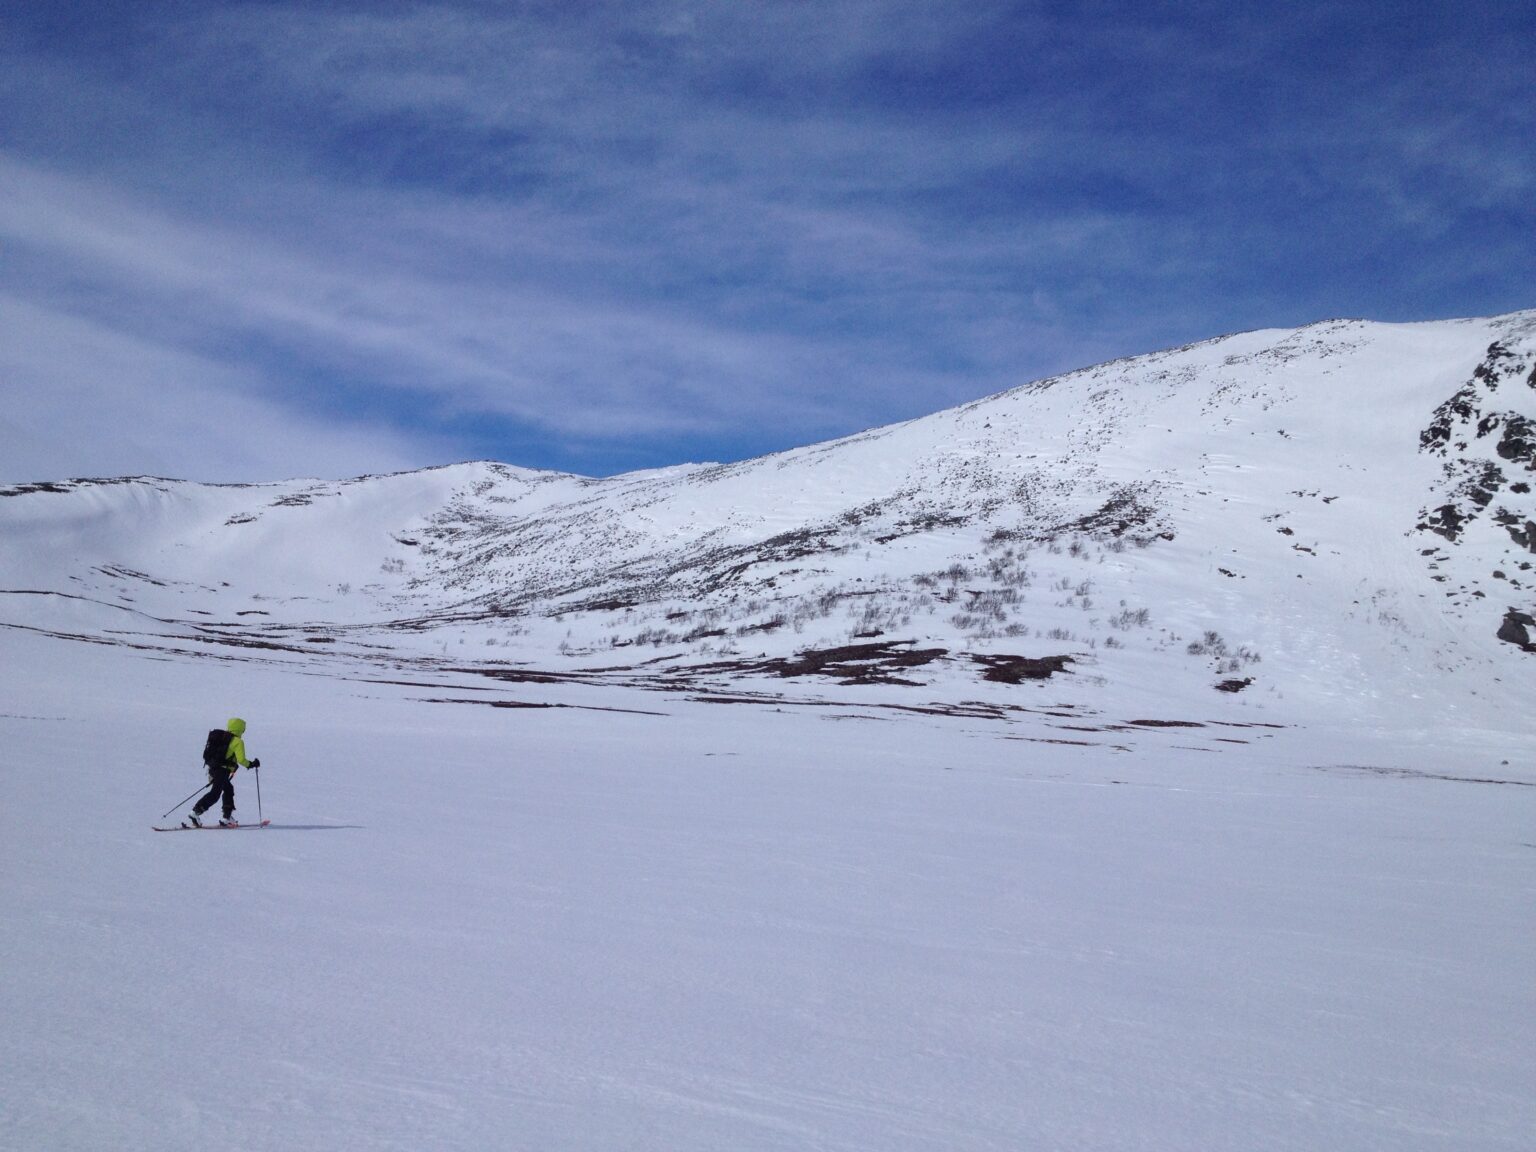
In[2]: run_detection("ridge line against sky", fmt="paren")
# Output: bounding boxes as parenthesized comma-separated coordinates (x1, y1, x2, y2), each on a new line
(1, 1, 1532, 484)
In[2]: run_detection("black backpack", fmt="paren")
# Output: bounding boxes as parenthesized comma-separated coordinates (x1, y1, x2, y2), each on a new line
(202, 728, 234, 770)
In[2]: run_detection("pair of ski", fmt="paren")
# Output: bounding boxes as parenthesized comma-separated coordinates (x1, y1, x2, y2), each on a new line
(153, 819, 271, 832)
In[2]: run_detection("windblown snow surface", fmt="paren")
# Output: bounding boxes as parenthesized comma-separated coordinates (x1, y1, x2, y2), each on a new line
(2, 312, 1534, 1150)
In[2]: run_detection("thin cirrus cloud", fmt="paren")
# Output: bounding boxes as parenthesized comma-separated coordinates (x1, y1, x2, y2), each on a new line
(0, 154, 863, 463)
(0, 292, 435, 484)
(0, 1, 1531, 483)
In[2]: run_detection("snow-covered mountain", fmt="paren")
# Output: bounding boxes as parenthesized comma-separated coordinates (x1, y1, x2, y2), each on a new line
(4, 309, 1533, 731)
(6, 313, 1536, 1152)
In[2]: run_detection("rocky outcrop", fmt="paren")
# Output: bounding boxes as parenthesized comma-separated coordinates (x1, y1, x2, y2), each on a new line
(1416, 341, 1536, 650)
(1496, 609, 1535, 652)
(1418, 342, 1536, 546)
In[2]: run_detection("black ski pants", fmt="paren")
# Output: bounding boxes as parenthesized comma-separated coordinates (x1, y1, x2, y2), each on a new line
(194, 764, 235, 819)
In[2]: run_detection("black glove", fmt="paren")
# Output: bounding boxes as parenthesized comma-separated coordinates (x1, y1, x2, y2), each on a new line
(250, 758, 261, 769)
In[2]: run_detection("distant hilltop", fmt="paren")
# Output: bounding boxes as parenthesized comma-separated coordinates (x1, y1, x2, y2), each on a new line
(3, 309, 1533, 732)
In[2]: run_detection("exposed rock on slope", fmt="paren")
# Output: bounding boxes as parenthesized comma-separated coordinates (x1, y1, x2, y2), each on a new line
(1416, 332, 1536, 651)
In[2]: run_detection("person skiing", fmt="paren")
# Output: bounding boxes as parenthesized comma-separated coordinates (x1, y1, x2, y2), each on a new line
(187, 718, 259, 827)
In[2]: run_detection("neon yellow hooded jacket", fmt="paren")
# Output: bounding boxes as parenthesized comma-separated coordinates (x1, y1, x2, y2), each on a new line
(223, 717, 253, 770)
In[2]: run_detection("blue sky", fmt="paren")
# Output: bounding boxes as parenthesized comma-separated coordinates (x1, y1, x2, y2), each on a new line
(2, 1, 1531, 482)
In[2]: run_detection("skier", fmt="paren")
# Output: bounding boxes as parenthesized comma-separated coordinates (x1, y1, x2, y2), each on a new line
(188, 718, 260, 827)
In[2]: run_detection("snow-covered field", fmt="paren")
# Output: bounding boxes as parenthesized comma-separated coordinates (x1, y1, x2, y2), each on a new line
(4, 621, 1532, 1151)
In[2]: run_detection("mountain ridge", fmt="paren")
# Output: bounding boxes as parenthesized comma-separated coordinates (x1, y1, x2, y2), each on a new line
(4, 309, 1533, 733)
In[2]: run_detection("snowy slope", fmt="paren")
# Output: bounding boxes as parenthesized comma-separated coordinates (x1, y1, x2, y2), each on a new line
(3, 313, 1535, 1152)
(3, 310, 1533, 732)
(3, 608, 1533, 1152)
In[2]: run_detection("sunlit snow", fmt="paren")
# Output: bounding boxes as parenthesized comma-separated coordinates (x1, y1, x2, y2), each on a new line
(3, 313, 1533, 1150)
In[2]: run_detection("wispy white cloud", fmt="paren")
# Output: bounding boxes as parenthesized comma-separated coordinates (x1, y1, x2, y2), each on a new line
(3, 162, 900, 440)
(0, 294, 431, 483)
(0, 1, 1529, 481)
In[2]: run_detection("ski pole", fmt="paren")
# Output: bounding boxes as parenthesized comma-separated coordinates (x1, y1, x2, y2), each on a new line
(161, 780, 206, 820)
(255, 763, 264, 824)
